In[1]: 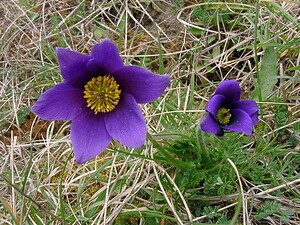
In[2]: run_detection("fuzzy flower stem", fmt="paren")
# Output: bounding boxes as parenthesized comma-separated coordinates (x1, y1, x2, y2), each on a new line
(196, 126, 211, 166)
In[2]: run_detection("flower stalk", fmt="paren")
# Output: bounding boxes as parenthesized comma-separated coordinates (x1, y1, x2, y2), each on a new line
(196, 127, 212, 166)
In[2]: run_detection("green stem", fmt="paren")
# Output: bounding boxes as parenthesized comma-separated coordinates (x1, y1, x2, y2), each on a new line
(230, 193, 243, 225)
(254, 0, 264, 121)
(196, 127, 211, 166)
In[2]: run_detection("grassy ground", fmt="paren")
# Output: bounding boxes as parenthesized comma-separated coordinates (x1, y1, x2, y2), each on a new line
(0, 0, 300, 224)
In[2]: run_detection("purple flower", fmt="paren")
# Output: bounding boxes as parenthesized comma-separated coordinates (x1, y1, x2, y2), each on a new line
(32, 39, 169, 163)
(200, 80, 258, 136)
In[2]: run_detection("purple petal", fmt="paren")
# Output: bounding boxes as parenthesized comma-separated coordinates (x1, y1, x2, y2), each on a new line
(215, 80, 241, 102)
(231, 100, 259, 125)
(231, 100, 258, 115)
(113, 66, 170, 104)
(91, 39, 124, 74)
(206, 94, 226, 118)
(31, 83, 86, 120)
(71, 110, 112, 164)
(56, 47, 92, 89)
(222, 109, 253, 135)
(250, 111, 259, 126)
(105, 93, 147, 148)
(200, 113, 224, 136)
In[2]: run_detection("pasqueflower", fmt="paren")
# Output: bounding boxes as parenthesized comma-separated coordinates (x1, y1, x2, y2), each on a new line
(32, 39, 169, 163)
(200, 80, 258, 136)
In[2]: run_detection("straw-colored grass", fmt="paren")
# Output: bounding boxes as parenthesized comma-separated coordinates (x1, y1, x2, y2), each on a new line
(1, 0, 299, 224)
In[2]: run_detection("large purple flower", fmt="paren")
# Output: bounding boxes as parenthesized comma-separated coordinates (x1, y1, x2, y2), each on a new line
(32, 39, 169, 163)
(200, 80, 258, 136)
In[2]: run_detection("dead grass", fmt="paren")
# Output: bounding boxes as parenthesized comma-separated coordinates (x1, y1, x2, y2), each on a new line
(0, 0, 299, 224)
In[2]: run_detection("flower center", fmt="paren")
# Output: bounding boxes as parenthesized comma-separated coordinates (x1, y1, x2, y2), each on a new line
(83, 75, 121, 114)
(216, 107, 232, 125)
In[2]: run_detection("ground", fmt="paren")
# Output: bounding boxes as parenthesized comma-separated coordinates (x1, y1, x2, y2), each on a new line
(0, 1, 299, 225)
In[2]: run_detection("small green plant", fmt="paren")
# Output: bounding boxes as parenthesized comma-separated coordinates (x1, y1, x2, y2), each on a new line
(256, 201, 294, 222)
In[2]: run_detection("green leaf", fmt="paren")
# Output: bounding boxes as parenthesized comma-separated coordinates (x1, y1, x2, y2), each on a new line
(252, 46, 278, 100)
(157, 32, 165, 75)
(265, 2, 300, 30)
(17, 107, 31, 125)
(187, 27, 203, 35)
(287, 65, 300, 71)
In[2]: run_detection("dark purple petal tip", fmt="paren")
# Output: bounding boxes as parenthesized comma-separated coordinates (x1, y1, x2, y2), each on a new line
(56, 47, 92, 88)
(114, 66, 170, 104)
(91, 38, 124, 74)
(215, 80, 241, 102)
(31, 83, 85, 120)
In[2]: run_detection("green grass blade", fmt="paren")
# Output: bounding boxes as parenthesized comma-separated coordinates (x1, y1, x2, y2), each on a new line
(157, 32, 165, 75)
(265, 2, 300, 30)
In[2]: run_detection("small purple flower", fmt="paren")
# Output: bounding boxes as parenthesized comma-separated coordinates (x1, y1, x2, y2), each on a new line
(32, 39, 169, 163)
(200, 80, 259, 136)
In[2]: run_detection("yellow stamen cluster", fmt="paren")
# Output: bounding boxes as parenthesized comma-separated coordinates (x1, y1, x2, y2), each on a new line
(216, 107, 232, 125)
(83, 75, 121, 114)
